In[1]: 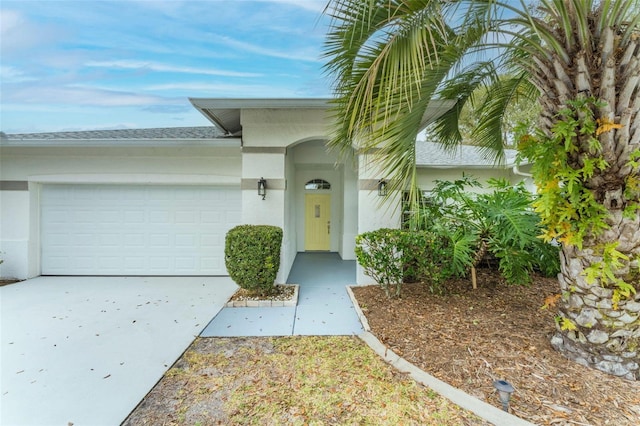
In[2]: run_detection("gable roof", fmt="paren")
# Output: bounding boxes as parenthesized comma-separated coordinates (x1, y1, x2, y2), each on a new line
(189, 97, 457, 136)
(189, 98, 330, 136)
(416, 141, 518, 168)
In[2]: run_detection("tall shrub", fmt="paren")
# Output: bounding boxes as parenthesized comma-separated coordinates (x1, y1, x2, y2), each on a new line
(225, 225, 282, 296)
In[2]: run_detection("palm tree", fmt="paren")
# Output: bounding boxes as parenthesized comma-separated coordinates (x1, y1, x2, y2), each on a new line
(323, 0, 640, 380)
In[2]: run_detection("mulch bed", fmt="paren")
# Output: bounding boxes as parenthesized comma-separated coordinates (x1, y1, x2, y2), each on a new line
(351, 268, 640, 425)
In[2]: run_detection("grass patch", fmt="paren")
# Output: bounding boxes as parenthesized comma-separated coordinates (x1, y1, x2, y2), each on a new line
(124, 336, 484, 425)
(223, 336, 476, 425)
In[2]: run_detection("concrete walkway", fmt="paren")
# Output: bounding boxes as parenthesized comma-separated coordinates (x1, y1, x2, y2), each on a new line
(201, 252, 364, 336)
(0, 276, 237, 426)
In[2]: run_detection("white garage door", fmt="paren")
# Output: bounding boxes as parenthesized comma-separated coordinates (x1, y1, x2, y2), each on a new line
(41, 184, 241, 275)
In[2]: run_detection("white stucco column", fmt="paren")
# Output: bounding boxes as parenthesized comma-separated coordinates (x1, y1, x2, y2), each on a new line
(341, 164, 358, 260)
(241, 147, 289, 283)
(0, 186, 32, 279)
(356, 152, 402, 284)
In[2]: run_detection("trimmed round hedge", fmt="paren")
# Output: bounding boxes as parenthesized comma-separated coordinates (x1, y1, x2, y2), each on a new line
(224, 225, 283, 296)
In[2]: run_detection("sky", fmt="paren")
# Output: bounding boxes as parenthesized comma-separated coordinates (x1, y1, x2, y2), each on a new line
(0, 0, 332, 134)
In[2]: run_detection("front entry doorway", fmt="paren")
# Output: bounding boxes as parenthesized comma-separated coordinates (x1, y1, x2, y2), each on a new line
(304, 193, 331, 250)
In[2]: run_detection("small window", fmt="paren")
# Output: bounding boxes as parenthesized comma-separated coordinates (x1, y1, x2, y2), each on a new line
(401, 190, 435, 229)
(305, 179, 331, 190)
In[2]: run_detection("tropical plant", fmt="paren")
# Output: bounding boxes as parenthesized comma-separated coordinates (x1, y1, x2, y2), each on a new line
(324, 0, 640, 379)
(412, 176, 560, 287)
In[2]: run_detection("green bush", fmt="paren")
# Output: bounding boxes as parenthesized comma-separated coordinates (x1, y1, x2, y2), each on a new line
(355, 229, 406, 298)
(355, 229, 451, 297)
(403, 231, 452, 294)
(225, 225, 283, 296)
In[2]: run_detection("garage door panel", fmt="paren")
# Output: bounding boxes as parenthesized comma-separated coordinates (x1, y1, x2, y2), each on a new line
(98, 210, 121, 223)
(41, 184, 241, 275)
(149, 210, 171, 223)
(201, 211, 221, 223)
(200, 233, 221, 248)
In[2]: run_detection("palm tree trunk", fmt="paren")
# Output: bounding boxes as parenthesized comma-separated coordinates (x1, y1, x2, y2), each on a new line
(552, 212, 640, 380)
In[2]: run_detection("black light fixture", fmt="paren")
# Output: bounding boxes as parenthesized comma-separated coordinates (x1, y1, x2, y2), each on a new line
(258, 177, 267, 200)
(378, 179, 387, 196)
(493, 380, 515, 412)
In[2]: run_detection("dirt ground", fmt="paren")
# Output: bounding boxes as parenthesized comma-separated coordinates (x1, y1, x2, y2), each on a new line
(351, 268, 640, 425)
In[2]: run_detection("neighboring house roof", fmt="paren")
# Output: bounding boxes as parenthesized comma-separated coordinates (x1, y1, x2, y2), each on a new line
(415, 141, 518, 168)
(0, 127, 238, 148)
(189, 97, 457, 136)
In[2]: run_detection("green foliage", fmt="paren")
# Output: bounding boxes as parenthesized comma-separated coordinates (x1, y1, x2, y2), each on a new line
(518, 97, 610, 248)
(323, 0, 640, 205)
(454, 75, 541, 148)
(225, 225, 283, 296)
(355, 229, 405, 298)
(518, 97, 639, 302)
(413, 176, 560, 285)
(355, 196, 549, 296)
(355, 229, 450, 298)
(402, 230, 452, 295)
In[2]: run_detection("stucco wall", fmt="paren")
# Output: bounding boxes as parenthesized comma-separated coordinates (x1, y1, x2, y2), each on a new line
(0, 146, 241, 279)
(241, 109, 330, 148)
(0, 146, 240, 180)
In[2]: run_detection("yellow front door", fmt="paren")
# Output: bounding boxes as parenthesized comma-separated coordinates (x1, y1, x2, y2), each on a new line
(305, 194, 331, 250)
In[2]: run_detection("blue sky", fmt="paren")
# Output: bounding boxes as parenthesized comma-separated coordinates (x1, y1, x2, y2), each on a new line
(0, 0, 331, 134)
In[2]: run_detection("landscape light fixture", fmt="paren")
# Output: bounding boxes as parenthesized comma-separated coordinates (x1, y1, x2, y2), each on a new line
(378, 179, 387, 196)
(258, 177, 267, 200)
(493, 380, 515, 412)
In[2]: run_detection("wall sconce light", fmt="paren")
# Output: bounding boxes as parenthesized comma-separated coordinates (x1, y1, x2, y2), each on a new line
(258, 177, 267, 200)
(493, 380, 515, 412)
(378, 179, 387, 197)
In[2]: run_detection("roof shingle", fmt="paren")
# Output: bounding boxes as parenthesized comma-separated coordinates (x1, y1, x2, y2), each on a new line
(1, 126, 224, 140)
(416, 141, 517, 167)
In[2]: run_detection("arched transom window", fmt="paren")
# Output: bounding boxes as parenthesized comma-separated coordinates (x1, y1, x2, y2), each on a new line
(305, 179, 331, 190)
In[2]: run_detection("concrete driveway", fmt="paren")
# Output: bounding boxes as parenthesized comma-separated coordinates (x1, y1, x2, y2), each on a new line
(0, 276, 237, 426)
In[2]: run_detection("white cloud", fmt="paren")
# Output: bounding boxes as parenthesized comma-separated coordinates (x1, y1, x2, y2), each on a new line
(0, 65, 34, 83)
(258, 0, 327, 13)
(85, 60, 262, 78)
(0, 8, 21, 33)
(6, 84, 170, 107)
(216, 35, 321, 62)
(0, 8, 65, 53)
(145, 81, 303, 97)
